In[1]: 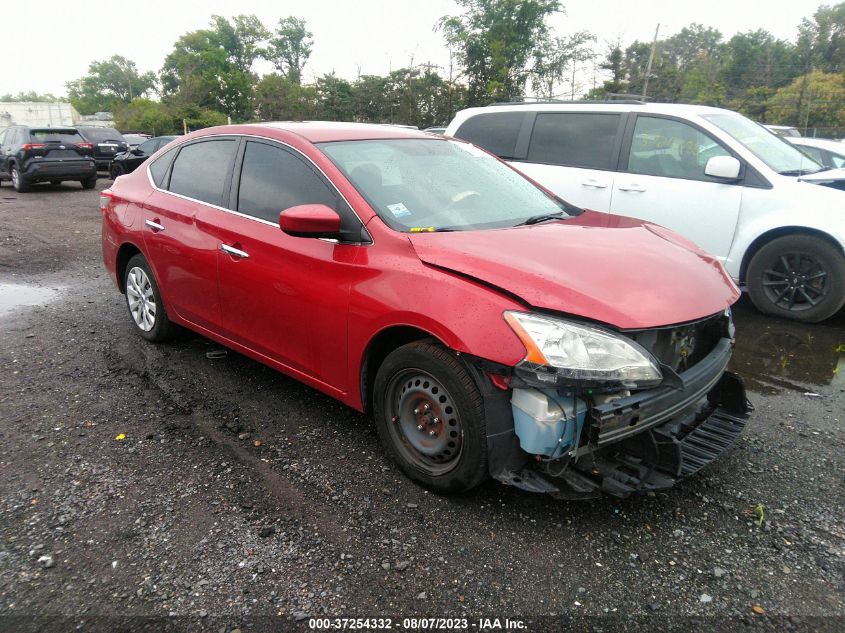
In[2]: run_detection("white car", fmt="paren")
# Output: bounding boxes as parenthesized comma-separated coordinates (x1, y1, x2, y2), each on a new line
(446, 103, 845, 322)
(788, 136, 845, 171)
(764, 124, 802, 138)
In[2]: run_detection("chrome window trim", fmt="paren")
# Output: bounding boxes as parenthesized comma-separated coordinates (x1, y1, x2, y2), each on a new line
(144, 133, 373, 245)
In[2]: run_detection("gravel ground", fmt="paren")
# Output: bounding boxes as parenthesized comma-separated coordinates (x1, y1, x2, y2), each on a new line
(0, 180, 843, 632)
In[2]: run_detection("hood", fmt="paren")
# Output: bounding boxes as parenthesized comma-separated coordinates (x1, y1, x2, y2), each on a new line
(799, 167, 845, 184)
(408, 211, 740, 330)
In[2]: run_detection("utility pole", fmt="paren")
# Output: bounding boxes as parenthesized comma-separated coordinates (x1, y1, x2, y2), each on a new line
(642, 23, 660, 99)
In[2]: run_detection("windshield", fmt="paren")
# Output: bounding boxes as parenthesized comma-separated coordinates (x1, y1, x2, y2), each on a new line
(703, 113, 823, 175)
(319, 138, 577, 231)
(81, 128, 125, 143)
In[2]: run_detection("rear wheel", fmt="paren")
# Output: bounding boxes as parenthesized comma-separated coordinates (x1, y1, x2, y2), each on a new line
(11, 165, 28, 192)
(373, 340, 488, 493)
(747, 234, 845, 322)
(81, 176, 97, 190)
(124, 254, 174, 342)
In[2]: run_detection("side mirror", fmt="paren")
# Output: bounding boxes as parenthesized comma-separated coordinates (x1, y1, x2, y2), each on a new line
(130, 147, 144, 156)
(704, 156, 741, 180)
(280, 204, 342, 238)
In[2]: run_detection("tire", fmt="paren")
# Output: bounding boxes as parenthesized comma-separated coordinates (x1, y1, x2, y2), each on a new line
(373, 340, 489, 493)
(123, 254, 174, 342)
(11, 165, 29, 192)
(81, 176, 97, 190)
(110, 164, 123, 179)
(747, 234, 845, 323)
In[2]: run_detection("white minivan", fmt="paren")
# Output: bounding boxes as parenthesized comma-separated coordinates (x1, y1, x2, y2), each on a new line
(446, 103, 845, 322)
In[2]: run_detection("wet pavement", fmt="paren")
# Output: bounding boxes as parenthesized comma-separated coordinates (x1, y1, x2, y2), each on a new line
(0, 283, 60, 317)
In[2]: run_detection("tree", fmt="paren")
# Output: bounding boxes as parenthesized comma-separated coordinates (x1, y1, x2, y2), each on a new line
(66, 55, 156, 114)
(439, 0, 562, 105)
(800, 2, 845, 73)
(531, 31, 595, 99)
(254, 73, 316, 120)
(0, 91, 62, 102)
(315, 73, 355, 120)
(768, 70, 845, 130)
(160, 14, 267, 121)
(266, 17, 313, 84)
(114, 98, 178, 135)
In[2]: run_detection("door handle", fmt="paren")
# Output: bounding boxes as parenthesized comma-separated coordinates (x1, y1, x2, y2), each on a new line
(581, 178, 608, 189)
(221, 244, 249, 259)
(618, 183, 646, 192)
(145, 219, 165, 231)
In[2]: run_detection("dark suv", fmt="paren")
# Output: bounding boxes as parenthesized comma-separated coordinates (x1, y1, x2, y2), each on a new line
(0, 126, 97, 192)
(76, 126, 129, 170)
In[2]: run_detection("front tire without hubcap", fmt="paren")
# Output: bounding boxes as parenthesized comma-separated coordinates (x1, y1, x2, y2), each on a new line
(373, 340, 488, 493)
(11, 166, 28, 192)
(747, 234, 845, 322)
(124, 254, 174, 341)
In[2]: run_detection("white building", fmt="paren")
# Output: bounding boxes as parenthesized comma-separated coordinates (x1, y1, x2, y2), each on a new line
(0, 102, 81, 128)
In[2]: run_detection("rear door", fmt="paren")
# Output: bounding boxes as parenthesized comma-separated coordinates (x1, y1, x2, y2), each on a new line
(610, 115, 743, 259)
(139, 138, 238, 331)
(209, 138, 365, 393)
(516, 112, 623, 211)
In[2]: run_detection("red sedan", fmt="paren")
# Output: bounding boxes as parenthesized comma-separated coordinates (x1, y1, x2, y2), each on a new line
(101, 122, 751, 498)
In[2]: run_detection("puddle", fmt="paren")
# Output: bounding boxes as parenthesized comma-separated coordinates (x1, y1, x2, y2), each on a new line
(730, 298, 845, 394)
(0, 283, 60, 317)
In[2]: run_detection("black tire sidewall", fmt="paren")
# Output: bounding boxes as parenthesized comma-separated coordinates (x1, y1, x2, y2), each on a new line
(373, 341, 488, 494)
(747, 235, 845, 322)
(81, 176, 97, 190)
(124, 254, 173, 342)
(12, 166, 28, 192)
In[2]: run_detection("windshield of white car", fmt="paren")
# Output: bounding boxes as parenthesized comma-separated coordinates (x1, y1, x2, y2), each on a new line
(318, 138, 580, 231)
(703, 113, 823, 175)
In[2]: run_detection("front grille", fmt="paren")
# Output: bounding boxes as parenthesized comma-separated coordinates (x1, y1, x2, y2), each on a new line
(626, 312, 727, 373)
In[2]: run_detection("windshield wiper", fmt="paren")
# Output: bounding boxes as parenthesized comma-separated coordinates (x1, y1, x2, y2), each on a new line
(515, 211, 566, 226)
(779, 168, 825, 176)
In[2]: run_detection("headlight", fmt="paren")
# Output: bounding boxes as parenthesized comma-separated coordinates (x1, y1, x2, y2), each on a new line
(504, 311, 662, 387)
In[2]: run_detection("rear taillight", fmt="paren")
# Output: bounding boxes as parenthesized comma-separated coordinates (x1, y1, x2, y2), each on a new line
(77, 142, 94, 150)
(100, 190, 114, 212)
(21, 143, 46, 151)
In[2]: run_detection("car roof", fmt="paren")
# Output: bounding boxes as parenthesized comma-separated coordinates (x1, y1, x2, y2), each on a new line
(194, 121, 432, 143)
(457, 102, 736, 118)
(790, 137, 845, 153)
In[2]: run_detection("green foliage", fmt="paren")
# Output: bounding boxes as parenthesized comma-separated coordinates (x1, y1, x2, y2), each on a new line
(267, 17, 313, 84)
(768, 71, 845, 129)
(114, 99, 178, 135)
(66, 55, 156, 115)
(439, 0, 561, 105)
(254, 74, 316, 120)
(0, 91, 62, 102)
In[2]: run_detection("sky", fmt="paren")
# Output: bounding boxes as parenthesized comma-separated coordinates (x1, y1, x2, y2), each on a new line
(1, 0, 830, 97)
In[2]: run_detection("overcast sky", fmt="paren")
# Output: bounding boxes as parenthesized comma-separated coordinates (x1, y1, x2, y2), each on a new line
(2, 0, 830, 97)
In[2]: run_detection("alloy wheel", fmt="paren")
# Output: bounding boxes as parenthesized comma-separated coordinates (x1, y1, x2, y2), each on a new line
(761, 252, 828, 312)
(126, 266, 157, 331)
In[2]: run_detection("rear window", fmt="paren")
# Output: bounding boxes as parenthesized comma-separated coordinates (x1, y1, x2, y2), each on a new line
(453, 112, 526, 159)
(29, 130, 84, 144)
(168, 140, 237, 206)
(149, 147, 178, 187)
(79, 127, 125, 143)
(527, 113, 621, 169)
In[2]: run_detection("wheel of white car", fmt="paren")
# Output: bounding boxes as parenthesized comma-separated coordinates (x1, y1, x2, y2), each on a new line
(747, 234, 845, 322)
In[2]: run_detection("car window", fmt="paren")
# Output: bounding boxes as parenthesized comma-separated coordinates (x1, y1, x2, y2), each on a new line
(168, 140, 237, 205)
(831, 152, 845, 168)
(236, 141, 339, 223)
(29, 130, 85, 144)
(453, 112, 526, 159)
(149, 146, 178, 187)
(627, 116, 732, 181)
(137, 139, 158, 155)
(527, 113, 621, 169)
(80, 127, 125, 143)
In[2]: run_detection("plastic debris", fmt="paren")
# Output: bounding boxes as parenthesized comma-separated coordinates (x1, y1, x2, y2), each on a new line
(206, 350, 227, 359)
(115, 433, 126, 441)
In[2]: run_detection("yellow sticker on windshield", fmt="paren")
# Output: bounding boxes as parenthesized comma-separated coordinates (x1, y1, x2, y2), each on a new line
(409, 227, 436, 233)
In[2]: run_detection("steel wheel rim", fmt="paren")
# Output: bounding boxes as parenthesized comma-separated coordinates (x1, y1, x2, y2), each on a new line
(11, 168, 19, 188)
(385, 369, 463, 476)
(761, 251, 829, 312)
(126, 266, 156, 331)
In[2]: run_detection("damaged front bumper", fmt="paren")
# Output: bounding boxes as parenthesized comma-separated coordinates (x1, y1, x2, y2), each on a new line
(480, 336, 752, 499)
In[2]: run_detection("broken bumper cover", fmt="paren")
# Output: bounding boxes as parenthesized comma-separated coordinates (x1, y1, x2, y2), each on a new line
(485, 337, 752, 498)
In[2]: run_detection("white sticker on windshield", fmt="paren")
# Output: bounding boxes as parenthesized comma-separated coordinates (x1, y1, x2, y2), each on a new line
(387, 202, 411, 218)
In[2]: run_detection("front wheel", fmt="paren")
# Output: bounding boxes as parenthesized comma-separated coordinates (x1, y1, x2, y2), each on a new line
(81, 176, 97, 190)
(373, 340, 489, 493)
(124, 254, 174, 342)
(747, 234, 845, 322)
(110, 164, 123, 179)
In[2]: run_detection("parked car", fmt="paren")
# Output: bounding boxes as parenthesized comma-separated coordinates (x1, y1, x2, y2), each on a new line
(76, 126, 129, 170)
(788, 136, 845, 171)
(0, 125, 97, 192)
(122, 133, 152, 149)
(101, 122, 750, 498)
(110, 136, 179, 178)
(764, 124, 801, 138)
(446, 103, 845, 323)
